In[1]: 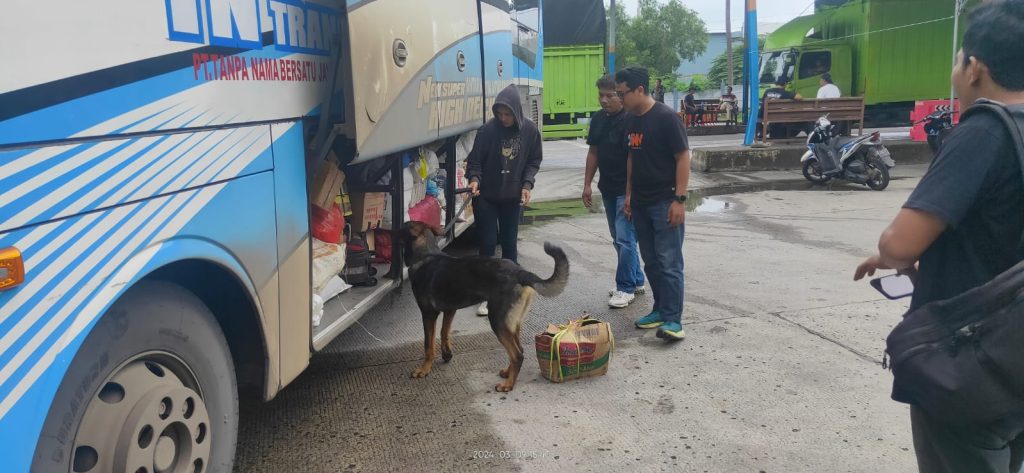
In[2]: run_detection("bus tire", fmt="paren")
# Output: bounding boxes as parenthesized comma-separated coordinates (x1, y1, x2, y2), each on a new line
(31, 280, 237, 473)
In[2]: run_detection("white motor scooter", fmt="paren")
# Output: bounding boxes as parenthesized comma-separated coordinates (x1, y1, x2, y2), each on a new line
(800, 115, 896, 191)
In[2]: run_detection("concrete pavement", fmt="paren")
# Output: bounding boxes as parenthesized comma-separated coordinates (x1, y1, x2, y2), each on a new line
(532, 134, 927, 204)
(235, 174, 922, 472)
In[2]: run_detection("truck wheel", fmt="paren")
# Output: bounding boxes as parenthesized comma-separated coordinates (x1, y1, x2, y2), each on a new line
(31, 281, 237, 473)
(866, 158, 891, 191)
(801, 159, 832, 185)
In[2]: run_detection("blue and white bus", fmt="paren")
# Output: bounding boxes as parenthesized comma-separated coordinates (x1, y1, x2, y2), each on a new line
(0, 1, 542, 471)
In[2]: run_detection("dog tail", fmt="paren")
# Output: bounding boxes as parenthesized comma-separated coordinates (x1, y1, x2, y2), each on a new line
(519, 242, 569, 297)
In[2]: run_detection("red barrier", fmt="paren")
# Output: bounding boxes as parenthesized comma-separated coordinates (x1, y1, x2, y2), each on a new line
(910, 99, 960, 142)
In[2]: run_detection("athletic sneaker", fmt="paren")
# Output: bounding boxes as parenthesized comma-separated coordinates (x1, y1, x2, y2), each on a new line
(656, 322, 686, 341)
(476, 302, 489, 316)
(608, 291, 636, 308)
(634, 311, 663, 329)
(609, 286, 646, 297)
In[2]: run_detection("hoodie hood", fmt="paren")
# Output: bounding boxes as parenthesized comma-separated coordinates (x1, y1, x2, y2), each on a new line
(492, 84, 525, 128)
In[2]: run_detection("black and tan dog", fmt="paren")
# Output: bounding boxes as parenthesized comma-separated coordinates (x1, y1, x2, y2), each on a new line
(398, 221, 569, 392)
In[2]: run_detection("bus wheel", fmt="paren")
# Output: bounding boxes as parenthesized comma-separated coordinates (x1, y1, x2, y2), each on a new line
(32, 281, 238, 473)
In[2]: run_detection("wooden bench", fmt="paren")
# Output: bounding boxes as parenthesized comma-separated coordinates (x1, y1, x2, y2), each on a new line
(760, 97, 864, 142)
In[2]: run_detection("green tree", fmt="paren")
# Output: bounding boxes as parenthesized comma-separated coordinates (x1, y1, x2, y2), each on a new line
(707, 36, 766, 86)
(610, 0, 708, 77)
(687, 74, 711, 92)
(661, 75, 686, 92)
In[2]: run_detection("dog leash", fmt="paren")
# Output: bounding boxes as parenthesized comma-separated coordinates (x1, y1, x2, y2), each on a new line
(441, 187, 472, 236)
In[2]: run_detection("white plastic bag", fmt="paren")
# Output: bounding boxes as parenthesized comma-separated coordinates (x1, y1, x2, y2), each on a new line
(456, 131, 476, 163)
(318, 275, 351, 302)
(312, 295, 324, 327)
(312, 238, 346, 294)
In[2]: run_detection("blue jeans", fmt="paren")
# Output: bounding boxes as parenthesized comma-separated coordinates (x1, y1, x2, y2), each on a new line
(631, 198, 685, 324)
(473, 197, 521, 263)
(603, 194, 645, 293)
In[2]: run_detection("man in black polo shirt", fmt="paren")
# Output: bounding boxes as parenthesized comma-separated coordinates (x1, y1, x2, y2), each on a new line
(615, 66, 690, 341)
(760, 78, 802, 139)
(854, 2, 1024, 470)
(583, 75, 646, 309)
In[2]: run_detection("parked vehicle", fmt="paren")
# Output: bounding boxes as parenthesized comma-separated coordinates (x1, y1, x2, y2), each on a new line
(540, 0, 605, 139)
(760, 0, 981, 125)
(0, 1, 542, 471)
(917, 109, 955, 155)
(801, 116, 895, 190)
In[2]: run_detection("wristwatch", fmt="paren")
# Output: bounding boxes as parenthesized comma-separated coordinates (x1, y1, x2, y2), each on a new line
(674, 194, 688, 203)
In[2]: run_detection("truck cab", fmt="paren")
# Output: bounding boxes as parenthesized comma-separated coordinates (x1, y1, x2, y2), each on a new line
(757, 0, 978, 125)
(758, 46, 853, 100)
(757, 9, 853, 101)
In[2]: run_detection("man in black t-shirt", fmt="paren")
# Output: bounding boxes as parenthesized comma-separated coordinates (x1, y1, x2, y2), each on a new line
(683, 88, 698, 126)
(854, 2, 1024, 471)
(760, 78, 802, 139)
(653, 78, 666, 103)
(583, 75, 646, 309)
(614, 67, 690, 342)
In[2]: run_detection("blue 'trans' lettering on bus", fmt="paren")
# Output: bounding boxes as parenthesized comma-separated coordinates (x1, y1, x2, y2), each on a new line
(164, 0, 340, 56)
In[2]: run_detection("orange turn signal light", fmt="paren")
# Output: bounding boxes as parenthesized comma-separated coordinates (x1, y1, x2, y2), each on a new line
(0, 247, 25, 291)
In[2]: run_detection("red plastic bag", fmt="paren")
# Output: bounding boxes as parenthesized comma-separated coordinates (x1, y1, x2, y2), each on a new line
(312, 203, 344, 244)
(373, 230, 393, 263)
(408, 195, 442, 227)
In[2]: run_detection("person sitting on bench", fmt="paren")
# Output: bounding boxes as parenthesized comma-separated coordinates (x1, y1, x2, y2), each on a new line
(759, 78, 803, 139)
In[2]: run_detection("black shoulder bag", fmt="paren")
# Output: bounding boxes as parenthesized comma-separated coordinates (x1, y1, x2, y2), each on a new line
(884, 100, 1024, 424)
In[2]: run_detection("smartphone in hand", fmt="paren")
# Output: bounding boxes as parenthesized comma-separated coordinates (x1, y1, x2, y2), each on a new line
(870, 274, 914, 300)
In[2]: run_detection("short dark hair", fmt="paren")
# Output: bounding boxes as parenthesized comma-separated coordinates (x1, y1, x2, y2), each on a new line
(962, 0, 1024, 90)
(615, 67, 650, 95)
(821, 72, 833, 84)
(775, 77, 789, 87)
(596, 74, 616, 90)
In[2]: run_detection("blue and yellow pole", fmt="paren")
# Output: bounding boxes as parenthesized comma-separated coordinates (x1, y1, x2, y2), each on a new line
(743, 0, 760, 145)
(609, 0, 617, 72)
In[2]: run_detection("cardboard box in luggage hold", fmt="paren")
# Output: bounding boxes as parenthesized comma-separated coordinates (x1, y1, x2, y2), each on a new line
(535, 316, 614, 383)
(349, 192, 388, 232)
(310, 152, 346, 209)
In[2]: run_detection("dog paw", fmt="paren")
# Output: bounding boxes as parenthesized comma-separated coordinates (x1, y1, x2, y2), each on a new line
(498, 367, 510, 378)
(494, 382, 515, 392)
(410, 366, 432, 378)
(442, 350, 453, 362)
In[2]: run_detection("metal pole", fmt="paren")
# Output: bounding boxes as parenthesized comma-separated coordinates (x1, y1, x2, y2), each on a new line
(726, 0, 734, 88)
(743, 0, 760, 145)
(609, 0, 617, 72)
(741, 19, 748, 123)
(950, 0, 965, 111)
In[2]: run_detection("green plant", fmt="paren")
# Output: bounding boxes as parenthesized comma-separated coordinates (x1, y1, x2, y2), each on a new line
(609, 0, 708, 77)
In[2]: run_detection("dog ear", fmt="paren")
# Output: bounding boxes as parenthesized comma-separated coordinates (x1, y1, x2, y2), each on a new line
(400, 221, 420, 236)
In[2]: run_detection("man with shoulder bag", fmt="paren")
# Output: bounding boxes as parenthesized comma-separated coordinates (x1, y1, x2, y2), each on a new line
(853, 2, 1024, 471)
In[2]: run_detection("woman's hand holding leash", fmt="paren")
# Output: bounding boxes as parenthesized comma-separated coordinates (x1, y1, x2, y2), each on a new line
(469, 181, 480, 197)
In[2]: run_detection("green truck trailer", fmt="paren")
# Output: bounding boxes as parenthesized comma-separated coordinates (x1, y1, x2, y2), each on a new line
(540, 0, 606, 139)
(759, 0, 979, 125)
(542, 44, 605, 139)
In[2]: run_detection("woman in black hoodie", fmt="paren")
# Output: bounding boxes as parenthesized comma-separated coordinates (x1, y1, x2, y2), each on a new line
(466, 85, 543, 315)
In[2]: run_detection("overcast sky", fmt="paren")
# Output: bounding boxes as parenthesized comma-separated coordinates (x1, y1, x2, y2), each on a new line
(608, 0, 814, 32)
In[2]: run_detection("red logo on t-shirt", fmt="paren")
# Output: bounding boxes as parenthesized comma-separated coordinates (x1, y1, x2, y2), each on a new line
(627, 132, 643, 149)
